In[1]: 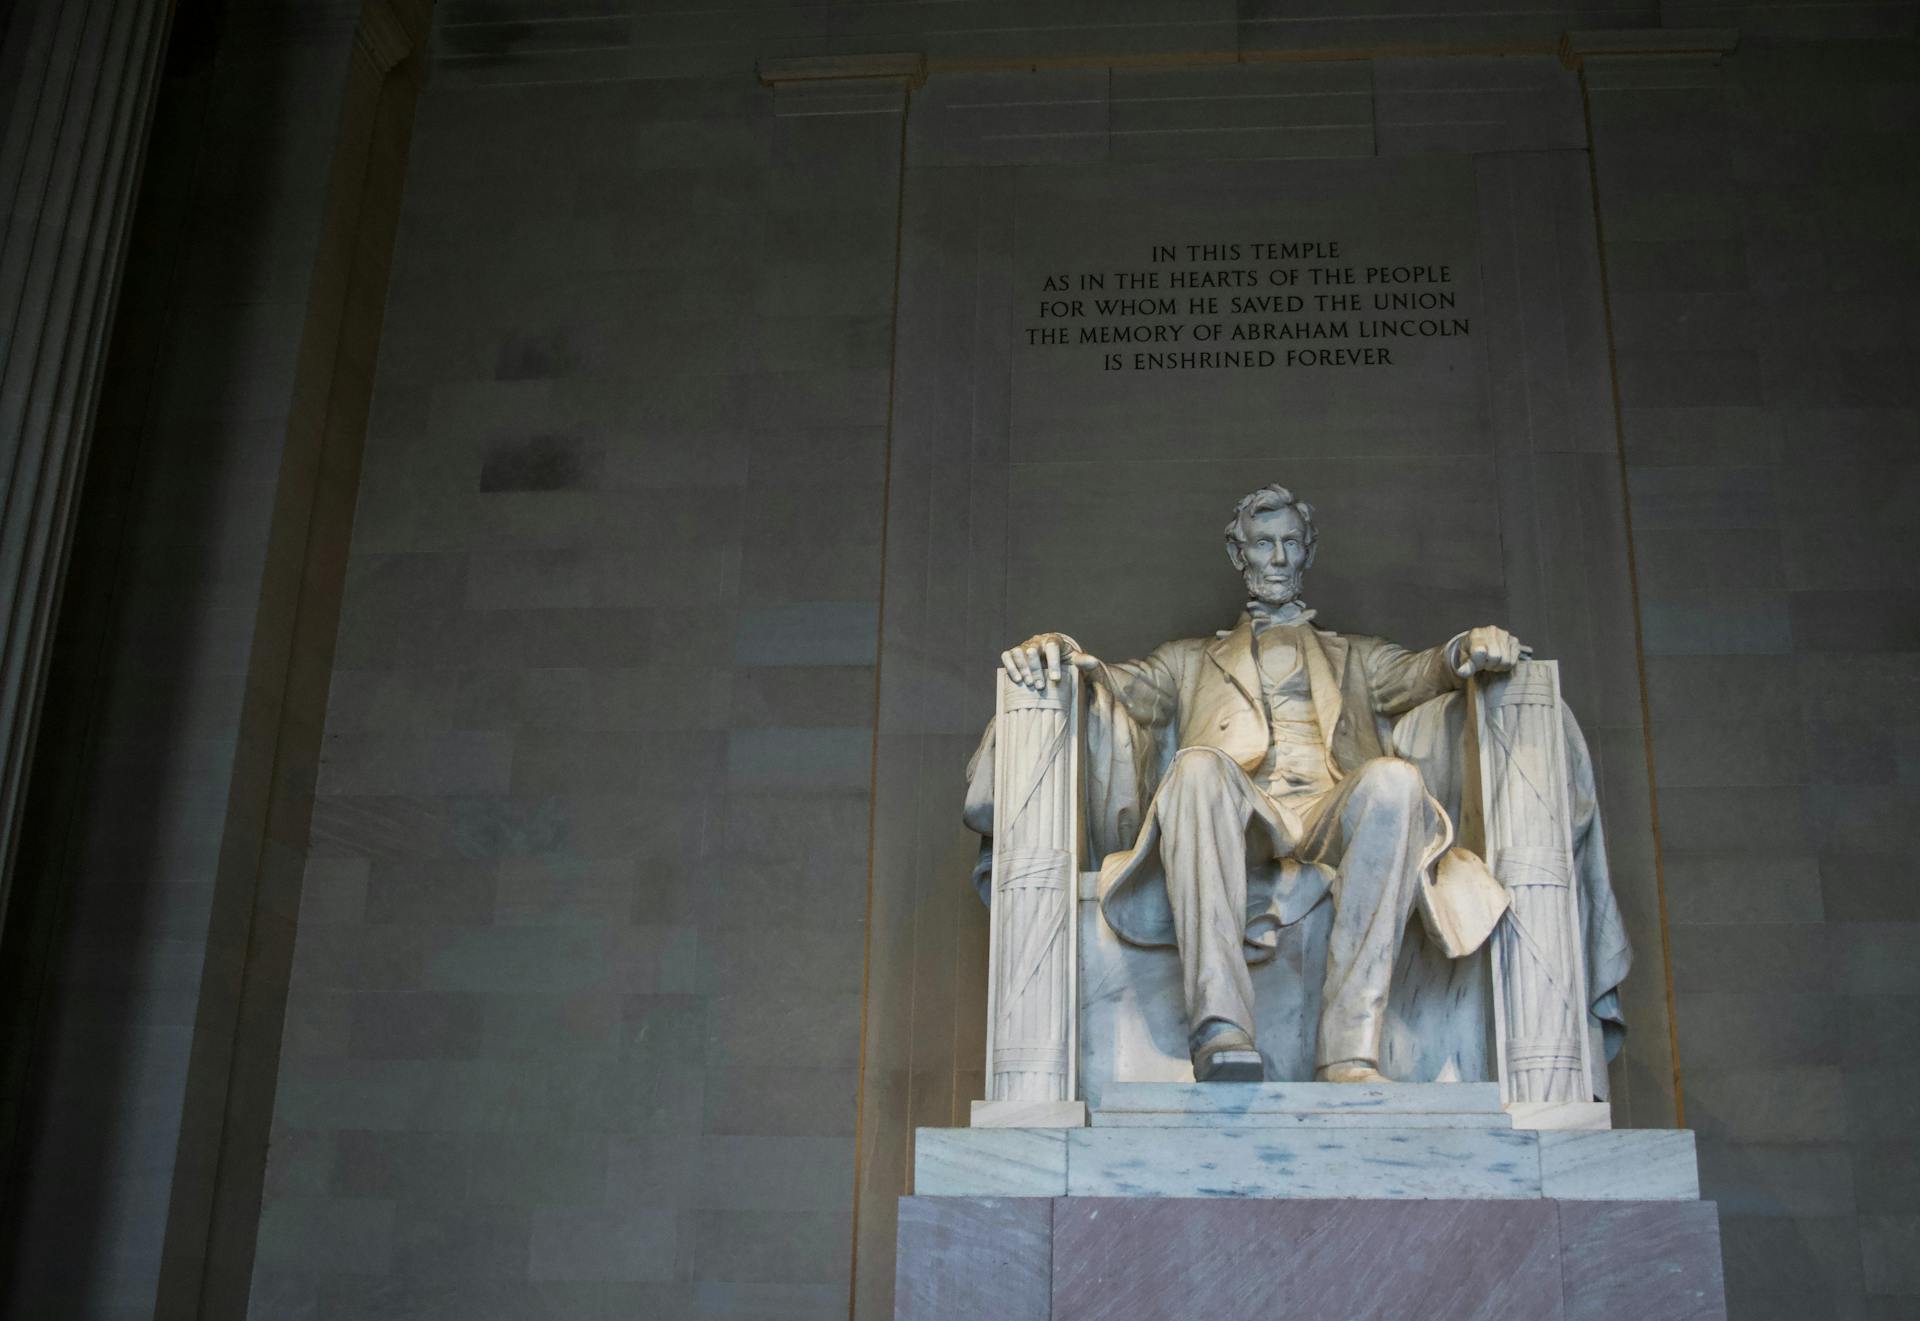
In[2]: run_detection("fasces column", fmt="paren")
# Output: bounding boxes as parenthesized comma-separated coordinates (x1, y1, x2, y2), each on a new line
(984, 670, 1081, 1108)
(1476, 660, 1595, 1104)
(0, 0, 172, 925)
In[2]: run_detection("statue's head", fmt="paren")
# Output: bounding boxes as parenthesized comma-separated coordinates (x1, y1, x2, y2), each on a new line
(1224, 484, 1318, 608)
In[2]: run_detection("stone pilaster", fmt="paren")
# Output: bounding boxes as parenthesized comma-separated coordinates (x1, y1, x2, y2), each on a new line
(0, 0, 173, 927)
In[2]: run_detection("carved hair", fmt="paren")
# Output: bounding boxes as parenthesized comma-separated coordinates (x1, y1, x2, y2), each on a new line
(1224, 483, 1318, 569)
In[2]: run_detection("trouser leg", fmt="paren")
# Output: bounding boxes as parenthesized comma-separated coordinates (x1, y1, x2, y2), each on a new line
(1155, 749, 1260, 1049)
(1299, 757, 1434, 1069)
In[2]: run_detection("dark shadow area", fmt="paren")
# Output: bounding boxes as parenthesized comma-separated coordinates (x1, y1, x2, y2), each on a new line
(0, 0, 294, 1311)
(1, 0, 428, 1302)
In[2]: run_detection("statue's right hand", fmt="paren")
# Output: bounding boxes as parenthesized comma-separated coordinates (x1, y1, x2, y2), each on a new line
(1001, 633, 1097, 690)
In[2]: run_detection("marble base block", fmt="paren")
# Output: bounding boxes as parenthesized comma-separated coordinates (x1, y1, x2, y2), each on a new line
(1093, 1081, 1511, 1128)
(896, 1198, 1051, 1321)
(1099, 1080, 1504, 1114)
(918, 1128, 1067, 1197)
(1085, 1082, 1610, 1130)
(915, 1124, 1698, 1200)
(1508, 1099, 1613, 1130)
(1539, 1128, 1702, 1199)
(1092, 1109, 1508, 1129)
(972, 1099, 1087, 1128)
(1067, 1126, 1544, 1198)
(896, 1196, 1728, 1321)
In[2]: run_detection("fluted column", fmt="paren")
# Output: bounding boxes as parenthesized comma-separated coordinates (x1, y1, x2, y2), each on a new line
(0, 0, 172, 928)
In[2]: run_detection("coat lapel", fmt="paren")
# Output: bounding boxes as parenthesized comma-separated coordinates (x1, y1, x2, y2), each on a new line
(1300, 628, 1349, 763)
(1204, 617, 1261, 712)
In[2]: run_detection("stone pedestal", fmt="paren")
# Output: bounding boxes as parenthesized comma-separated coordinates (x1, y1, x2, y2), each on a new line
(900, 1085, 1727, 1319)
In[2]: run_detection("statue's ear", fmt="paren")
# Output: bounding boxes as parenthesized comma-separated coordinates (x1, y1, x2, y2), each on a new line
(1304, 539, 1317, 571)
(1225, 539, 1247, 571)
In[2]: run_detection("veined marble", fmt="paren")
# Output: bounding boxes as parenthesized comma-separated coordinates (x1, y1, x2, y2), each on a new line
(1508, 1099, 1612, 1131)
(1064, 1126, 1541, 1199)
(1091, 1081, 1509, 1128)
(1098, 1081, 1504, 1115)
(898, 1195, 1730, 1321)
(1539, 1129, 1700, 1200)
(1093, 1109, 1511, 1129)
(915, 1128, 1066, 1197)
(971, 1099, 1086, 1129)
(913, 1124, 1703, 1202)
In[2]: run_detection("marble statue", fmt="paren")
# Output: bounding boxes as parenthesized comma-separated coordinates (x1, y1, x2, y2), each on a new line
(966, 484, 1631, 1096)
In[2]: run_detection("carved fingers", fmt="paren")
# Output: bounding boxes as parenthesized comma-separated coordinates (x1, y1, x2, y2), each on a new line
(1456, 625, 1526, 677)
(1000, 633, 1087, 690)
(1000, 637, 1047, 688)
(999, 647, 1024, 686)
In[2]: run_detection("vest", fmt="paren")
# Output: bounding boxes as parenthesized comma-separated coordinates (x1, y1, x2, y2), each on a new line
(1252, 626, 1336, 804)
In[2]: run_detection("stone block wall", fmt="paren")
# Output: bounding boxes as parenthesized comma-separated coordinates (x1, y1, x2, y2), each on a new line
(1587, 40, 1920, 1321)
(245, 64, 908, 1321)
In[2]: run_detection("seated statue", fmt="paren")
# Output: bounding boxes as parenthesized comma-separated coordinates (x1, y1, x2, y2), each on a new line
(972, 483, 1629, 1089)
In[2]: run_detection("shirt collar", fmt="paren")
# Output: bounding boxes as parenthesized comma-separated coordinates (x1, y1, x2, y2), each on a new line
(1245, 600, 1316, 631)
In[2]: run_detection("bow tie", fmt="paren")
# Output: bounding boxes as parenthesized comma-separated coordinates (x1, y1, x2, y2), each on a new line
(1247, 601, 1317, 631)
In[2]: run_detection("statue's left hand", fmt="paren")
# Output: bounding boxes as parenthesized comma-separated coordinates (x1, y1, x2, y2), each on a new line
(1453, 625, 1528, 678)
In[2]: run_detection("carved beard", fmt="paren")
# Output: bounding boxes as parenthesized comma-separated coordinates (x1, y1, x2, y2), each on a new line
(1244, 561, 1303, 606)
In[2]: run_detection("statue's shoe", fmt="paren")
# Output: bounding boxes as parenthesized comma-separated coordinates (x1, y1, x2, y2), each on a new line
(1315, 1061, 1391, 1084)
(1193, 1027, 1264, 1083)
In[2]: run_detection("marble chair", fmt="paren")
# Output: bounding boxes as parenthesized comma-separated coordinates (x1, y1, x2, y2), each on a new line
(964, 660, 1630, 1130)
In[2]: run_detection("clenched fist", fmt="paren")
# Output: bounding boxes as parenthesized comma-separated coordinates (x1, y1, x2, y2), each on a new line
(1451, 625, 1529, 679)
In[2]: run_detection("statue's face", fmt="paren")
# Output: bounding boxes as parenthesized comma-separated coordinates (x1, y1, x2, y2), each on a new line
(1239, 506, 1313, 606)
